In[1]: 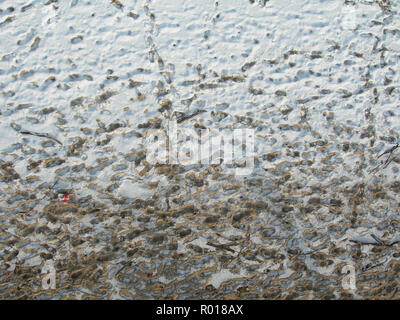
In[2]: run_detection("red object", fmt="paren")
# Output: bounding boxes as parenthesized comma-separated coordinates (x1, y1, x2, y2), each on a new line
(62, 192, 70, 202)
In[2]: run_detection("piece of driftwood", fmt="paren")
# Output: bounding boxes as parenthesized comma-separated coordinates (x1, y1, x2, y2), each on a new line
(11, 122, 62, 145)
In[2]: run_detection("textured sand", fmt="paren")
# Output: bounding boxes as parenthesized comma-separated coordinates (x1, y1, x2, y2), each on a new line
(1, 0, 400, 299)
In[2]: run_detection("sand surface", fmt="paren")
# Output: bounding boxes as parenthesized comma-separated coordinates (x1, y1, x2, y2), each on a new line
(1, 0, 400, 299)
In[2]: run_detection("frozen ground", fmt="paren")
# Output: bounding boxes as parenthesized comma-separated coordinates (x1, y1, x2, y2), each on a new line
(0, 0, 400, 299)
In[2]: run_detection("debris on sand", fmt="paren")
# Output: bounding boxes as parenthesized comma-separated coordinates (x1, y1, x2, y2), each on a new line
(177, 109, 206, 124)
(10, 122, 62, 145)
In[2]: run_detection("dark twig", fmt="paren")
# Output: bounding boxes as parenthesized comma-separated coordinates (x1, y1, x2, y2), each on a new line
(370, 233, 386, 246)
(115, 261, 132, 275)
(11, 122, 62, 145)
(206, 241, 238, 253)
(381, 154, 396, 170)
(377, 143, 399, 159)
(302, 245, 328, 255)
(370, 143, 399, 173)
(360, 257, 388, 272)
(177, 109, 206, 124)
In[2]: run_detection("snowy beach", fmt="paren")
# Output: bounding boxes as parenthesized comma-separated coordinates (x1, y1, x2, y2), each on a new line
(1, 0, 400, 299)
